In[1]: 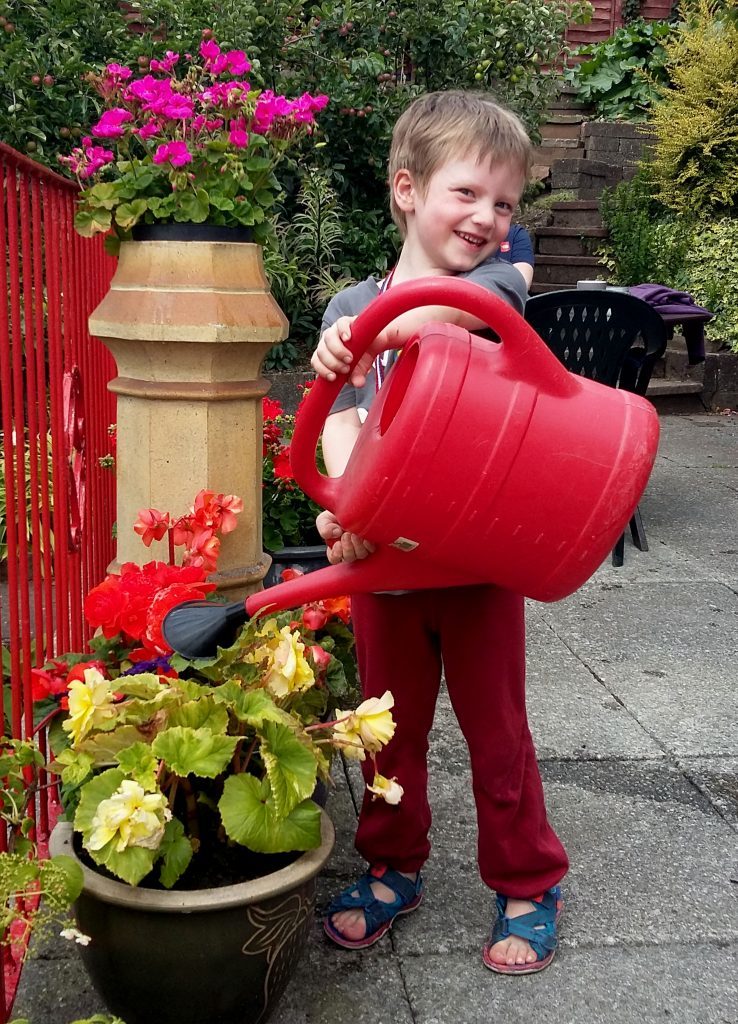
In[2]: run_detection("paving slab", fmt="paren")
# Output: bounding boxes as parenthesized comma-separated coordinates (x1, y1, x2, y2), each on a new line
(657, 413, 738, 469)
(524, 617, 665, 760)
(678, 755, 738, 828)
(401, 947, 738, 1024)
(392, 761, 738, 957)
(271, 921, 413, 1024)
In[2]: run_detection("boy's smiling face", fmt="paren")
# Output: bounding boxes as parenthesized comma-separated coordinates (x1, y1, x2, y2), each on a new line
(394, 155, 526, 275)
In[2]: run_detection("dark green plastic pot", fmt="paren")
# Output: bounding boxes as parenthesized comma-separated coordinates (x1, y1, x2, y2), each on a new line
(50, 814, 334, 1024)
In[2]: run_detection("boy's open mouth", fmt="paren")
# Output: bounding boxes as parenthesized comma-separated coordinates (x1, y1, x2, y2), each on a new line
(455, 231, 486, 248)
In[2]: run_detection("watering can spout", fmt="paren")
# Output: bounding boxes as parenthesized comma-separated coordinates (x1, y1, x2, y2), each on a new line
(244, 547, 480, 618)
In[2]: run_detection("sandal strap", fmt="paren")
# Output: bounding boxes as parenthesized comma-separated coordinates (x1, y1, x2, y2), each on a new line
(491, 887, 560, 961)
(327, 864, 423, 936)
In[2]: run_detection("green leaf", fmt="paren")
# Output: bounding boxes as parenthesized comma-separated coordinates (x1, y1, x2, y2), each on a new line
(174, 188, 210, 223)
(212, 682, 288, 726)
(76, 725, 150, 764)
(117, 742, 158, 790)
(90, 837, 157, 887)
(115, 674, 163, 700)
(74, 207, 112, 237)
(115, 198, 148, 230)
(219, 775, 321, 853)
(87, 182, 120, 209)
(151, 726, 238, 778)
(259, 722, 318, 817)
(52, 747, 94, 787)
(158, 818, 193, 889)
(167, 699, 229, 734)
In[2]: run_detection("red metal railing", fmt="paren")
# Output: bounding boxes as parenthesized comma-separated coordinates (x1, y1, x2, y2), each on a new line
(0, 143, 117, 1019)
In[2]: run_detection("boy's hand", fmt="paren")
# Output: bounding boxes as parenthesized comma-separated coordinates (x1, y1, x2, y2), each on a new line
(312, 316, 388, 388)
(316, 510, 375, 564)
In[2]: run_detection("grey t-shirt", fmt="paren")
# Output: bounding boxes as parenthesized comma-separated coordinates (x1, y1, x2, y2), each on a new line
(322, 257, 528, 416)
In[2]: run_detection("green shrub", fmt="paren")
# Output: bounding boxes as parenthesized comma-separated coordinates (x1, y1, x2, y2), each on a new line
(263, 170, 353, 371)
(599, 166, 691, 285)
(682, 218, 738, 352)
(565, 18, 673, 120)
(649, 0, 738, 216)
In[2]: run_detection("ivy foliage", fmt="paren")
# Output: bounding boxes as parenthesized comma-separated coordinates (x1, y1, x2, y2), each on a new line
(565, 18, 673, 120)
(648, 0, 738, 217)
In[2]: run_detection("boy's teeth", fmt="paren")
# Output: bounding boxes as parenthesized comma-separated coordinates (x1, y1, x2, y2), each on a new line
(457, 232, 483, 246)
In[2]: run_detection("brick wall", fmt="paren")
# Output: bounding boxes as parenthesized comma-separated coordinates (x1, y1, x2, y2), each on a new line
(583, 122, 656, 168)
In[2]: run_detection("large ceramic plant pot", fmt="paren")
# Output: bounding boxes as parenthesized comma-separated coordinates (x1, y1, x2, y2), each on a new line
(50, 814, 334, 1024)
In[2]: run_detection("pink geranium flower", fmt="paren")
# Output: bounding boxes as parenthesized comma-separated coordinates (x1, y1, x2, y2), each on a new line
(91, 108, 133, 138)
(152, 141, 193, 167)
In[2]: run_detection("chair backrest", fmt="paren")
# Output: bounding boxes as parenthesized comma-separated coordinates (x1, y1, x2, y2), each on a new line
(524, 289, 668, 395)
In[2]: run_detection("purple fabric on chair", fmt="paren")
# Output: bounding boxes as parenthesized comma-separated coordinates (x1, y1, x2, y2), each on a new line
(628, 283, 714, 365)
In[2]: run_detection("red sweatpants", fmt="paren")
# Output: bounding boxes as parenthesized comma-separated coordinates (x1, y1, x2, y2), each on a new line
(352, 586, 569, 898)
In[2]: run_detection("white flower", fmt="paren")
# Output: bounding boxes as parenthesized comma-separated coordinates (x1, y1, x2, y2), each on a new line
(367, 773, 404, 805)
(60, 927, 92, 946)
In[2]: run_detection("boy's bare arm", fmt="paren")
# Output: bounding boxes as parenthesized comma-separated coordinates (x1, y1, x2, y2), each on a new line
(316, 407, 375, 564)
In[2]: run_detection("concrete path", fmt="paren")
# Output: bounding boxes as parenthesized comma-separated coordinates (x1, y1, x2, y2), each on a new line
(13, 413, 738, 1024)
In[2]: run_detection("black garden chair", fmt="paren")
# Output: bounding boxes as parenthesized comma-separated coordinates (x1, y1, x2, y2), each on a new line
(524, 288, 668, 566)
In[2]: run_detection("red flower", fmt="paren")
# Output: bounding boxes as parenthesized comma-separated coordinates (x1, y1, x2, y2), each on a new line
(144, 581, 216, 654)
(66, 660, 108, 684)
(309, 644, 332, 675)
(31, 661, 70, 702)
(272, 446, 293, 481)
(84, 575, 124, 638)
(133, 508, 170, 546)
(302, 604, 329, 631)
(280, 567, 303, 582)
(182, 529, 220, 572)
(323, 594, 351, 625)
(262, 396, 283, 422)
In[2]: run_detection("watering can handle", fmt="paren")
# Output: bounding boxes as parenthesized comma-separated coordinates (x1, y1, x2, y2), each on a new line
(289, 276, 571, 510)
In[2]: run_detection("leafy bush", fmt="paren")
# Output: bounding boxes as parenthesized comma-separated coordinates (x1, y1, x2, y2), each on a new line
(599, 166, 691, 286)
(263, 170, 354, 371)
(599, 166, 738, 353)
(565, 18, 673, 120)
(648, 0, 738, 217)
(681, 218, 738, 352)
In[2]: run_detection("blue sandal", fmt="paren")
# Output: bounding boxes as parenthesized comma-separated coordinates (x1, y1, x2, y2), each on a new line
(323, 863, 424, 949)
(482, 886, 563, 975)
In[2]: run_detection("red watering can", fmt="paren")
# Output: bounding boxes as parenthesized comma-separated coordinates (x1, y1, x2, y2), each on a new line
(163, 276, 659, 658)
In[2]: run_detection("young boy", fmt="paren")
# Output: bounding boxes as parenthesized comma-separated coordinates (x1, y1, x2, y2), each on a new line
(312, 91, 568, 974)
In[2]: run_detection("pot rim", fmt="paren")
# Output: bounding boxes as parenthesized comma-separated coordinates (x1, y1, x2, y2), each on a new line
(50, 812, 334, 914)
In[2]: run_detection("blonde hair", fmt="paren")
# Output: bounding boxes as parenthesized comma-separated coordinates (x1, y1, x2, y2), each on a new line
(388, 91, 532, 236)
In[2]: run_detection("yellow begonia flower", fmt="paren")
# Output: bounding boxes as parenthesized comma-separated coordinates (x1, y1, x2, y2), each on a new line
(248, 620, 315, 699)
(62, 667, 117, 747)
(367, 773, 404, 805)
(88, 780, 171, 853)
(333, 690, 396, 761)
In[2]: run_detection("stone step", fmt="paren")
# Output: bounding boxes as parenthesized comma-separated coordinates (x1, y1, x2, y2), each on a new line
(534, 225, 608, 256)
(533, 255, 608, 287)
(550, 204, 604, 228)
(540, 121, 584, 141)
(646, 378, 704, 398)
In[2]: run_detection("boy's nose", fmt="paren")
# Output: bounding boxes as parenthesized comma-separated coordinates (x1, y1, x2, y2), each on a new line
(471, 205, 495, 232)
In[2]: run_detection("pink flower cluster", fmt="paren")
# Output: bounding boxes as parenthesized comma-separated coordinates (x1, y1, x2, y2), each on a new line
(59, 138, 115, 179)
(62, 33, 329, 194)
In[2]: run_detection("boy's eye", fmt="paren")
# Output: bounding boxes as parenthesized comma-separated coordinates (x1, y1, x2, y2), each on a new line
(456, 188, 474, 197)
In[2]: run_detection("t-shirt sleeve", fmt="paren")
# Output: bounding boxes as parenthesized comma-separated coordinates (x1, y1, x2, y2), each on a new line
(462, 258, 528, 314)
(507, 225, 534, 266)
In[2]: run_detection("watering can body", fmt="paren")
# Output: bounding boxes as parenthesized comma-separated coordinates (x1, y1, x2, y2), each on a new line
(244, 275, 660, 616)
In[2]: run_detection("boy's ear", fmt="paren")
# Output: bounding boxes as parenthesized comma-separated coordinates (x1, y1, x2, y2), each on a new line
(392, 169, 417, 213)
